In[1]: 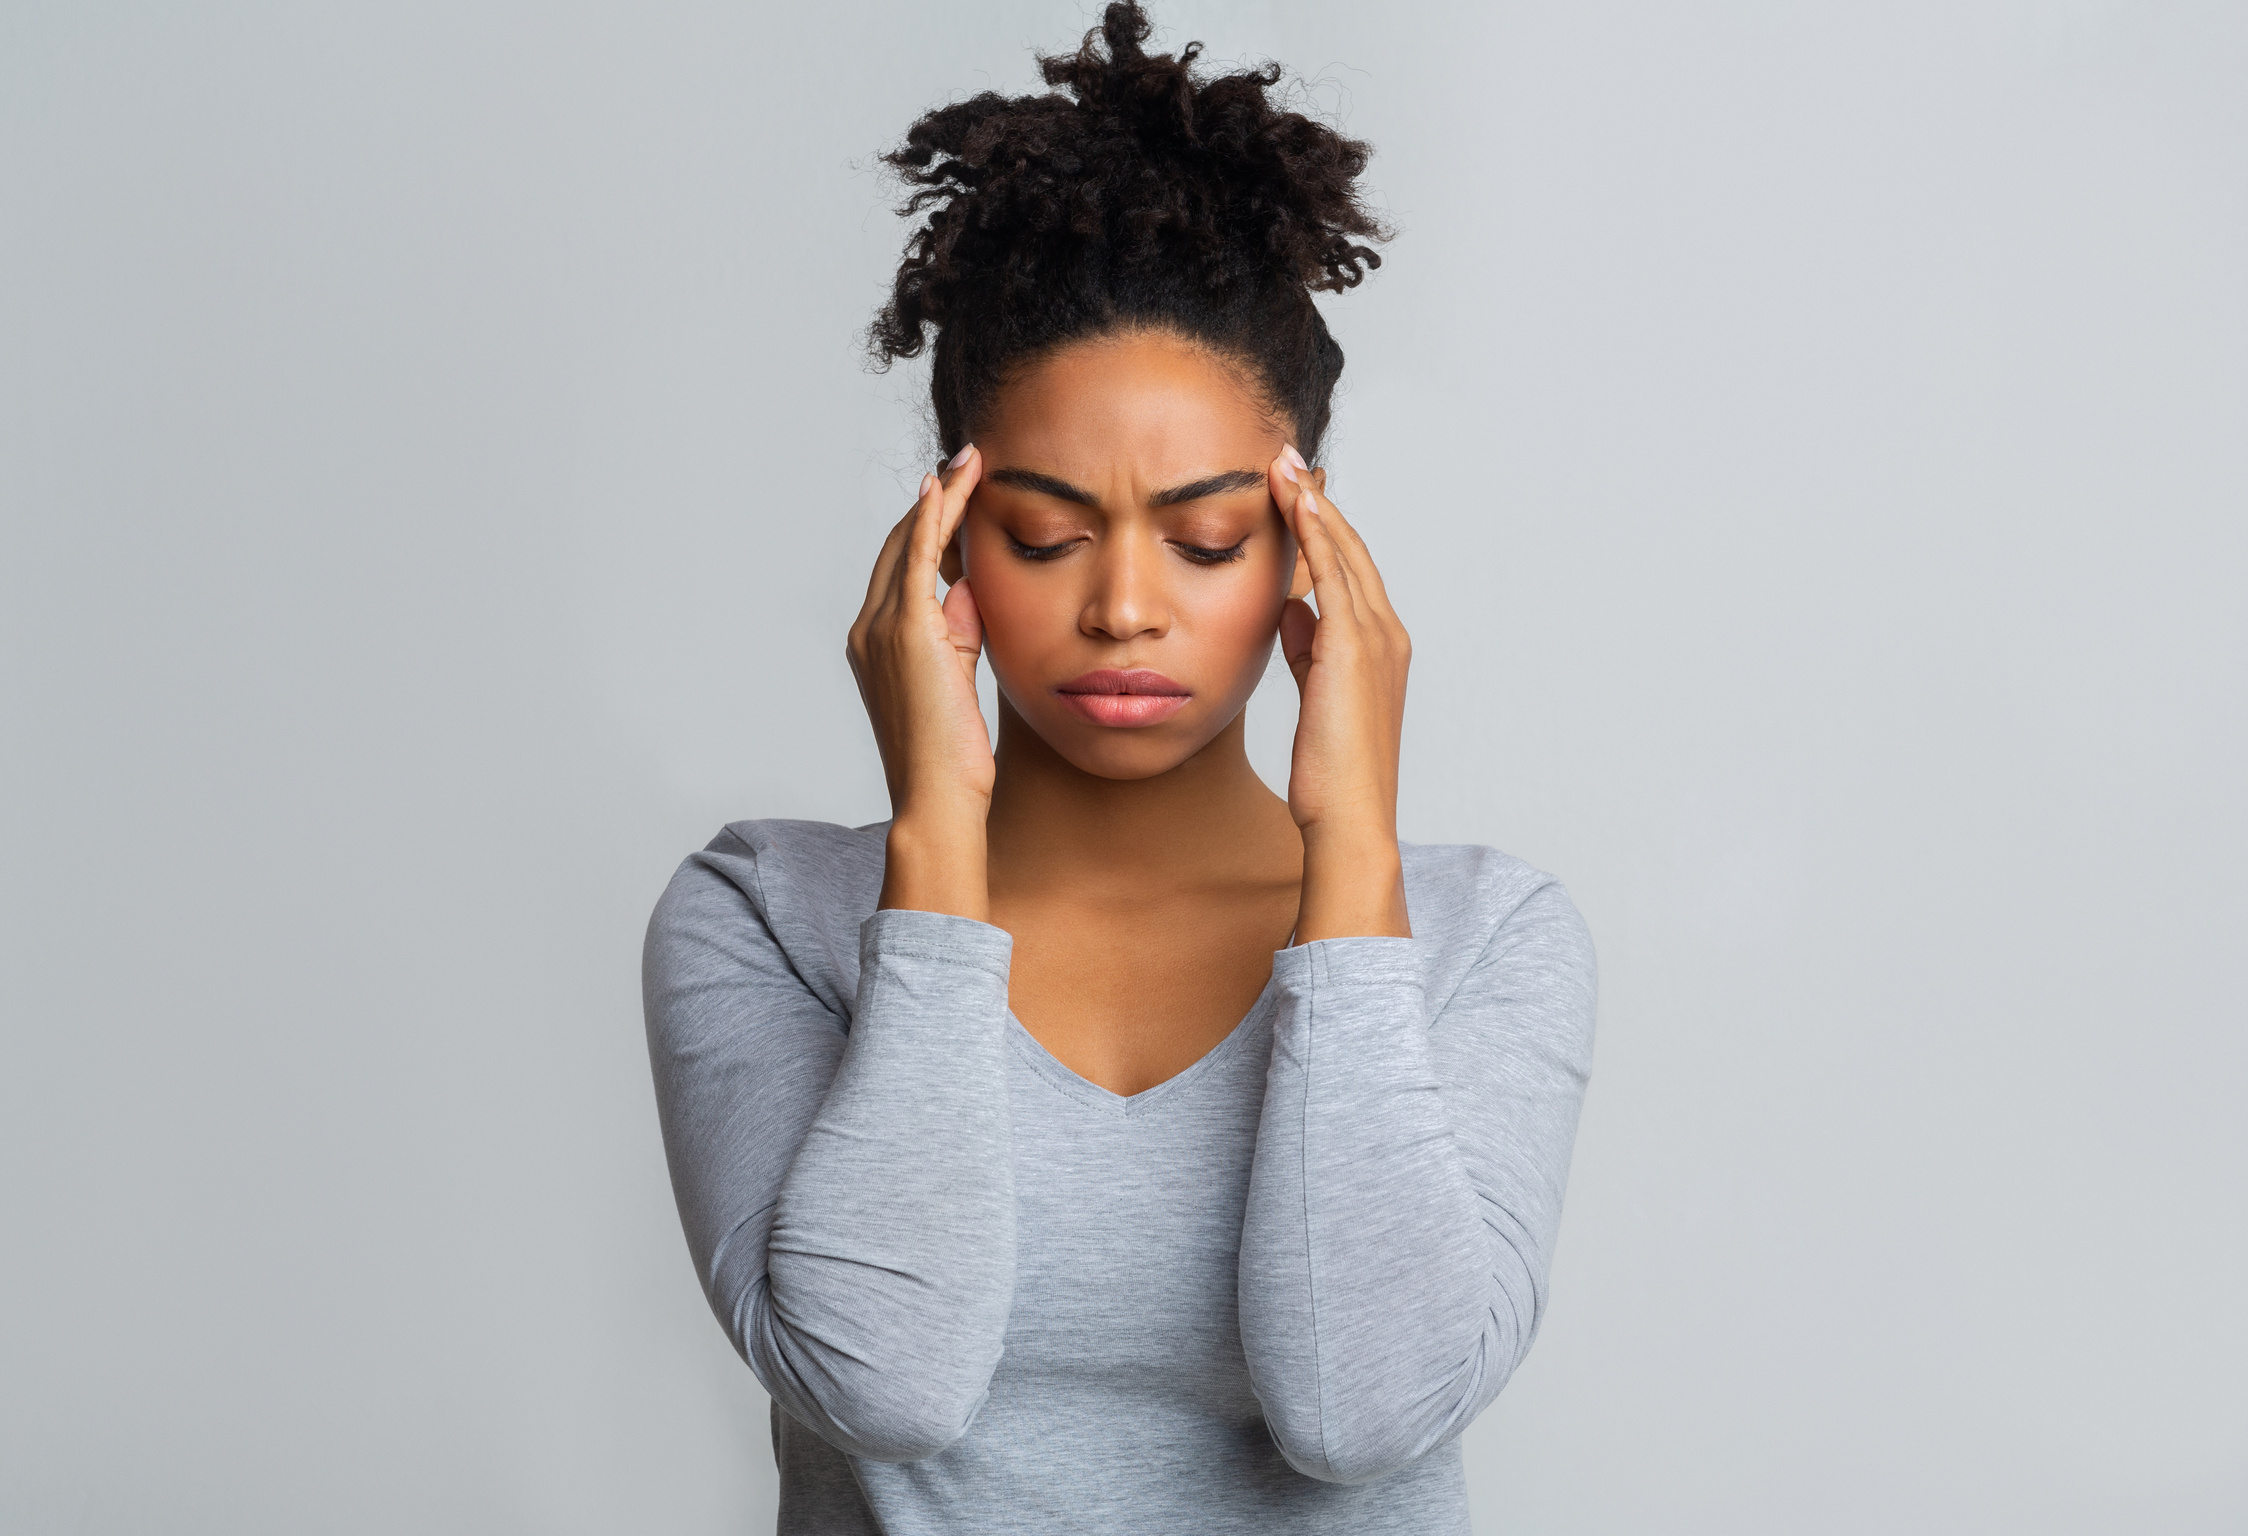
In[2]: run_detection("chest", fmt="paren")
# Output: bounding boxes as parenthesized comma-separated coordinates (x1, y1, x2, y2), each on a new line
(991, 883, 1297, 1097)
(996, 1026, 1270, 1403)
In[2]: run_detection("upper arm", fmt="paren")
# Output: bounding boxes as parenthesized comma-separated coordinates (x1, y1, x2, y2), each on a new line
(1431, 877, 1598, 1360)
(641, 846, 848, 1345)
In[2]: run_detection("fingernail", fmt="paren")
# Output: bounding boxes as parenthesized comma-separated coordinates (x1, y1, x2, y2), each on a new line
(921, 473, 937, 497)
(948, 443, 975, 469)
(1277, 459, 1298, 485)
(1283, 444, 1309, 472)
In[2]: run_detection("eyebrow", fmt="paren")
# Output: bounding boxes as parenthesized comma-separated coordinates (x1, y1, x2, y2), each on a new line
(985, 466, 1267, 509)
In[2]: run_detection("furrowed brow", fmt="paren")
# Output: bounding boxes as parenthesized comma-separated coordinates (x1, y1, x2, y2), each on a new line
(1148, 469, 1268, 507)
(986, 468, 1101, 507)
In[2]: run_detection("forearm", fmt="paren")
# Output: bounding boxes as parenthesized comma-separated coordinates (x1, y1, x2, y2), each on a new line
(1236, 938, 1498, 1482)
(1242, 878, 1598, 1483)
(752, 907, 1017, 1459)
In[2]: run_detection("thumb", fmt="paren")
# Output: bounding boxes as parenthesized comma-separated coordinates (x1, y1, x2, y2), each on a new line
(943, 576, 985, 674)
(1279, 596, 1316, 689)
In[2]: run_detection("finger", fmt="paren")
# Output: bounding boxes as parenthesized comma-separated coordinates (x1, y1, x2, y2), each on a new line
(933, 446, 983, 576)
(886, 469, 946, 611)
(859, 481, 931, 623)
(943, 575, 985, 676)
(1267, 447, 1306, 538)
(1301, 485, 1397, 619)
(1279, 596, 1317, 688)
(1298, 481, 1369, 609)
(1270, 448, 1369, 623)
(1268, 446, 1328, 561)
(913, 444, 981, 574)
(1294, 481, 1365, 624)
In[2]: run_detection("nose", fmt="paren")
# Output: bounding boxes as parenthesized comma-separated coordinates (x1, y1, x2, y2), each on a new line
(1078, 530, 1169, 643)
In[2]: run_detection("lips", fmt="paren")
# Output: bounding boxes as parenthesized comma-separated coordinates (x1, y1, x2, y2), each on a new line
(1054, 668, 1192, 728)
(1058, 669, 1189, 697)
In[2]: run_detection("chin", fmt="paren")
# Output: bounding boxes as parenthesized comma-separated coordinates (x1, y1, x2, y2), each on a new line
(1054, 729, 1214, 782)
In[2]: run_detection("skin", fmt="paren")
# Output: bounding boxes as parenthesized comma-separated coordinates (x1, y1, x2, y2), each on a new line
(844, 329, 1411, 1097)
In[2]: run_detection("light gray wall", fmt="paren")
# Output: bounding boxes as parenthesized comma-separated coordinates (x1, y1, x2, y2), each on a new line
(3, 2, 2242, 1531)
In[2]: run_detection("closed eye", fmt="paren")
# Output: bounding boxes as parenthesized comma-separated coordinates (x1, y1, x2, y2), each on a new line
(1174, 539, 1250, 565)
(1007, 534, 1247, 564)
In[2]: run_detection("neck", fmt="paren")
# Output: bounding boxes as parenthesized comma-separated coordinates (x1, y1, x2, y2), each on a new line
(983, 695, 1299, 897)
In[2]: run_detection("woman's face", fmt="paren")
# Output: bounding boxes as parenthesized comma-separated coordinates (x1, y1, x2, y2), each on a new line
(942, 329, 1315, 782)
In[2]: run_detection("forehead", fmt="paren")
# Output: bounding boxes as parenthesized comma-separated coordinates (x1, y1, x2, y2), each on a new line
(979, 330, 1281, 482)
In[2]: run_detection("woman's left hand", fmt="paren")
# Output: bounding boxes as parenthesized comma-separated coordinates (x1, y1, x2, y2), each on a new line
(1267, 446, 1413, 941)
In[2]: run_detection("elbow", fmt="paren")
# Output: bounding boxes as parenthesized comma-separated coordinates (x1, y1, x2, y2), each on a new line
(750, 1348, 995, 1463)
(817, 1377, 991, 1463)
(1264, 1416, 1444, 1487)
(737, 1292, 1001, 1464)
(1257, 1334, 1521, 1486)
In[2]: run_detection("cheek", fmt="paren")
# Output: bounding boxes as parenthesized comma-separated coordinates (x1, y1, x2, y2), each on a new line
(961, 537, 1064, 659)
(1177, 567, 1289, 684)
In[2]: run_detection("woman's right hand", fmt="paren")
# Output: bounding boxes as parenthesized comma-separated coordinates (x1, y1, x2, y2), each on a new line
(845, 445, 993, 916)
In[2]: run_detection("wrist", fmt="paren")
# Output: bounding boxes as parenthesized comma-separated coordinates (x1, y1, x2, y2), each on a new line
(889, 787, 990, 838)
(1295, 827, 1408, 943)
(1298, 817, 1400, 866)
(880, 811, 990, 922)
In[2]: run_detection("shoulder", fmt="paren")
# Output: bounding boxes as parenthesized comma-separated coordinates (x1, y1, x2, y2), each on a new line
(1400, 839, 1597, 1012)
(1401, 839, 1587, 948)
(644, 817, 890, 1022)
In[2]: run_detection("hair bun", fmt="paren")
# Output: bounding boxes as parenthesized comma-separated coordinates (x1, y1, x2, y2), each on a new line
(872, 1, 1387, 459)
(877, 2, 1385, 352)
(1035, 3, 1384, 295)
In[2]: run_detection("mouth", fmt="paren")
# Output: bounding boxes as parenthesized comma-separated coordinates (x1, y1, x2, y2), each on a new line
(1054, 668, 1192, 728)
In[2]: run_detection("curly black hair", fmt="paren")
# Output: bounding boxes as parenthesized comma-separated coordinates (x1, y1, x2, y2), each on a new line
(871, 1, 1388, 464)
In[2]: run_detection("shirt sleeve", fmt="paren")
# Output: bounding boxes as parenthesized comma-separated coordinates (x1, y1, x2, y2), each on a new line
(641, 845, 1018, 1462)
(1235, 877, 1598, 1484)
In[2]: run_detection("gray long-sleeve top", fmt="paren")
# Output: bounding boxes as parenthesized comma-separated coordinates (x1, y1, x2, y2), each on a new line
(642, 818, 1597, 1535)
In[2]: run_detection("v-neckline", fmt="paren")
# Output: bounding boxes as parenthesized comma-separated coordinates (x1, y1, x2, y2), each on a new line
(1004, 968, 1281, 1116)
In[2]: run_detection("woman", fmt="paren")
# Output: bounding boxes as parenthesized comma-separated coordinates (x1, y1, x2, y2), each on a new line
(642, 6, 1597, 1531)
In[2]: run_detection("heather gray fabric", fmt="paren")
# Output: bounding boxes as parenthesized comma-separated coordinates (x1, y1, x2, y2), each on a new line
(643, 817, 1597, 1534)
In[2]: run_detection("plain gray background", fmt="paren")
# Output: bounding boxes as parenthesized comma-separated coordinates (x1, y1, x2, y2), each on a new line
(4, 1, 2243, 1530)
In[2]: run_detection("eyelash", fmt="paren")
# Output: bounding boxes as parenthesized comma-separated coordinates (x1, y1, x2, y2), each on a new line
(1177, 540, 1249, 565)
(1007, 536, 1248, 565)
